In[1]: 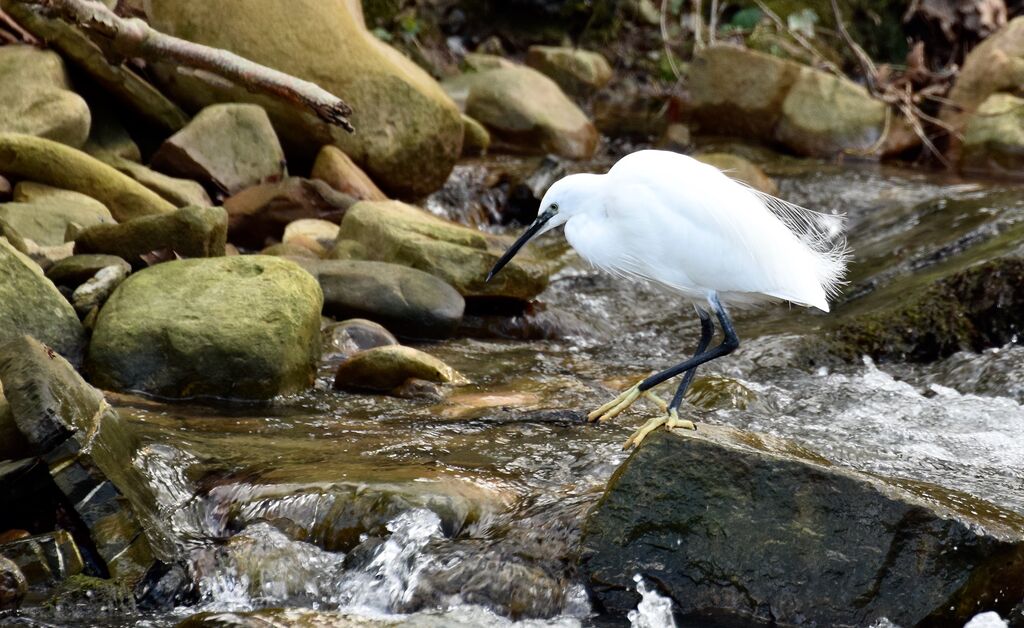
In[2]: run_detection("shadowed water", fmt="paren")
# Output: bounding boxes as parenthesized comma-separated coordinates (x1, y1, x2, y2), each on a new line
(40, 159, 1024, 626)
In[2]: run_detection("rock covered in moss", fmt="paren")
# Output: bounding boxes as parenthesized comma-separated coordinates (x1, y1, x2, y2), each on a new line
(0, 238, 84, 363)
(460, 114, 491, 156)
(444, 64, 598, 159)
(45, 254, 130, 289)
(145, 0, 464, 198)
(75, 205, 227, 267)
(334, 200, 548, 300)
(525, 45, 613, 97)
(72, 263, 129, 315)
(0, 133, 175, 221)
(150, 104, 286, 198)
(961, 93, 1024, 175)
(310, 145, 387, 202)
(103, 156, 211, 208)
(333, 345, 466, 393)
(0, 45, 90, 148)
(580, 426, 1024, 626)
(87, 255, 323, 400)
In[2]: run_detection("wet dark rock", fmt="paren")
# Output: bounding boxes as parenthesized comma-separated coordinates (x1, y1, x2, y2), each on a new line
(103, 156, 212, 208)
(828, 257, 1024, 362)
(333, 345, 466, 394)
(71, 264, 130, 316)
(0, 555, 27, 610)
(46, 254, 131, 290)
(0, 238, 85, 364)
(224, 178, 355, 250)
(335, 200, 548, 301)
(44, 573, 136, 616)
(87, 256, 323, 400)
(310, 145, 387, 202)
(593, 80, 669, 140)
(580, 426, 1024, 626)
(75, 205, 228, 268)
(135, 561, 198, 611)
(458, 302, 593, 340)
(294, 258, 464, 340)
(0, 530, 84, 586)
(83, 109, 141, 163)
(322, 319, 398, 361)
(150, 103, 286, 199)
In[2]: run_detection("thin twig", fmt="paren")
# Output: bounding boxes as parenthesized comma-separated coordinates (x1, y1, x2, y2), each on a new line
(751, 0, 841, 75)
(692, 0, 704, 52)
(709, 0, 719, 46)
(17, 0, 354, 132)
(829, 0, 878, 93)
(659, 0, 684, 81)
(0, 5, 37, 42)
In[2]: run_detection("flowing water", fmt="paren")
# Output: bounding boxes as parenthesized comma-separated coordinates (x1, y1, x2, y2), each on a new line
(33, 156, 1024, 626)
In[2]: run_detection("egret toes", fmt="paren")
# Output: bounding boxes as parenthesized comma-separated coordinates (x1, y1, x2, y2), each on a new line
(587, 381, 666, 423)
(622, 408, 696, 449)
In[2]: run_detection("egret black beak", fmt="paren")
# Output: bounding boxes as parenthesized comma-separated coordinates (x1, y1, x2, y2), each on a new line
(486, 208, 555, 282)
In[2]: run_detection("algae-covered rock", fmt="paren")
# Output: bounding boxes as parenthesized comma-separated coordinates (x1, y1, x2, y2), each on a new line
(44, 573, 136, 616)
(225, 178, 355, 250)
(525, 45, 613, 97)
(310, 145, 387, 202)
(87, 256, 323, 400)
(295, 258, 464, 339)
(0, 134, 176, 221)
(150, 104, 286, 198)
(333, 345, 466, 393)
(145, 0, 464, 198)
(75, 205, 227, 267)
(0, 45, 91, 148)
(961, 93, 1024, 175)
(0, 238, 84, 363)
(460, 114, 491, 156)
(46, 254, 131, 288)
(693, 152, 778, 195)
(72, 264, 129, 316)
(0, 530, 83, 587)
(103, 156, 212, 208)
(335, 200, 548, 300)
(580, 426, 1024, 626)
(0, 199, 114, 247)
(444, 65, 597, 159)
(0, 555, 26, 610)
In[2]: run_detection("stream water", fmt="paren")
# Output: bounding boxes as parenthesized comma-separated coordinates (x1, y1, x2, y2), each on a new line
(34, 156, 1024, 626)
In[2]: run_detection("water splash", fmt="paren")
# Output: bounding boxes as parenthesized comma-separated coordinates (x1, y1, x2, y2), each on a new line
(627, 574, 677, 628)
(963, 611, 1009, 628)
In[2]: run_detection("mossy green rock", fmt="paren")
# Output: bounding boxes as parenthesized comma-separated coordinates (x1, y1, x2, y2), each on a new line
(444, 65, 598, 159)
(0, 238, 84, 363)
(580, 426, 1024, 626)
(0, 134, 175, 221)
(525, 45, 613, 97)
(144, 0, 463, 198)
(0, 187, 115, 246)
(335, 200, 547, 300)
(0, 45, 90, 148)
(103, 156, 211, 208)
(460, 114, 491, 156)
(962, 93, 1024, 175)
(333, 345, 466, 393)
(75, 205, 227, 267)
(87, 256, 323, 400)
(46, 254, 130, 288)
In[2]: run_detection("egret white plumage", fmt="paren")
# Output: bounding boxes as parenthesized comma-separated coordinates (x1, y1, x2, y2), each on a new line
(487, 150, 849, 448)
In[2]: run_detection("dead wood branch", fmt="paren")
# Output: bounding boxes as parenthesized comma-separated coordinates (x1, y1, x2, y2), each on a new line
(751, 0, 842, 75)
(15, 0, 354, 132)
(0, 5, 37, 42)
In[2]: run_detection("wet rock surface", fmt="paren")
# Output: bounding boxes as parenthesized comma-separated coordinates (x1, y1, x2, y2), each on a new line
(87, 256, 323, 400)
(322, 318, 398, 361)
(580, 426, 1024, 626)
(0, 555, 27, 610)
(333, 345, 466, 393)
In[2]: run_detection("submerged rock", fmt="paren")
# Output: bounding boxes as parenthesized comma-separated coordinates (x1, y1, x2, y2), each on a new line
(0, 238, 84, 363)
(310, 145, 387, 202)
(322, 318, 398, 360)
(525, 46, 613, 98)
(334, 200, 548, 301)
(962, 93, 1024, 175)
(87, 256, 323, 400)
(145, 0, 464, 198)
(0, 530, 84, 587)
(580, 426, 1024, 626)
(0, 555, 26, 610)
(75, 205, 228, 267)
(295, 258, 464, 340)
(150, 104, 286, 199)
(0, 45, 90, 148)
(0, 133, 176, 221)
(225, 178, 355, 250)
(333, 345, 466, 393)
(444, 64, 598, 159)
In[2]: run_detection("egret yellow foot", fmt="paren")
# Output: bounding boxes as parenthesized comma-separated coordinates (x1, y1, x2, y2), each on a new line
(622, 409, 696, 449)
(587, 380, 666, 423)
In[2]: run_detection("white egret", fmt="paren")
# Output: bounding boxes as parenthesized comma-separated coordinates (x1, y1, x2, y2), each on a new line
(487, 150, 849, 448)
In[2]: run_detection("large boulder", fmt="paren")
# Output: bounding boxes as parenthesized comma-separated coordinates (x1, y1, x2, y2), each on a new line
(86, 256, 323, 400)
(0, 238, 84, 363)
(525, 46, 613, 98)
(144, 0, 464, 198)
(334, 200, 548, 301)
(942, 16, 1024, 162)
(961, 93, 1024, 175)
(0, 45, 91, 148)
(0, 134, 176, 221)
(294, 258, 465, 339)
(580, 426, 1024, 626)
(443, 64, 598, 159)
(150, 104, 286, 199)
(74, 205, 228, 267)
(689, 46, 888, 158)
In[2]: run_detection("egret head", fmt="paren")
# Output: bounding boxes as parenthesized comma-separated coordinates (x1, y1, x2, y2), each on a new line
(486, 174, 599, 282)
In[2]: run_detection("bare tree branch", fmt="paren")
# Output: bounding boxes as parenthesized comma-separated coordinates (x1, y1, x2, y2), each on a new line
(752, 0, 842, 75)
(15, 0, 354, 132)
(0, 5, 37, 42)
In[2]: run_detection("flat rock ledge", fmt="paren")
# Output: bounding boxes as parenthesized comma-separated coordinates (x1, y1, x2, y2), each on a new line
(579, 425, 1024, 627)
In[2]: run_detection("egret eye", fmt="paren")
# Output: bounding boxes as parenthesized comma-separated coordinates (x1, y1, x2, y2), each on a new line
(550, 203, 559, 212)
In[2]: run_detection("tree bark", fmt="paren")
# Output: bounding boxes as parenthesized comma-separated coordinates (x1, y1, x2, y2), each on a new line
(15, 0, 354, 132)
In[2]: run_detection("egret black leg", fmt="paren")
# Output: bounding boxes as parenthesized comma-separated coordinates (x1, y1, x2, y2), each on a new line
(637, 293, 739, 392)
(667, 306, 715, 413)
